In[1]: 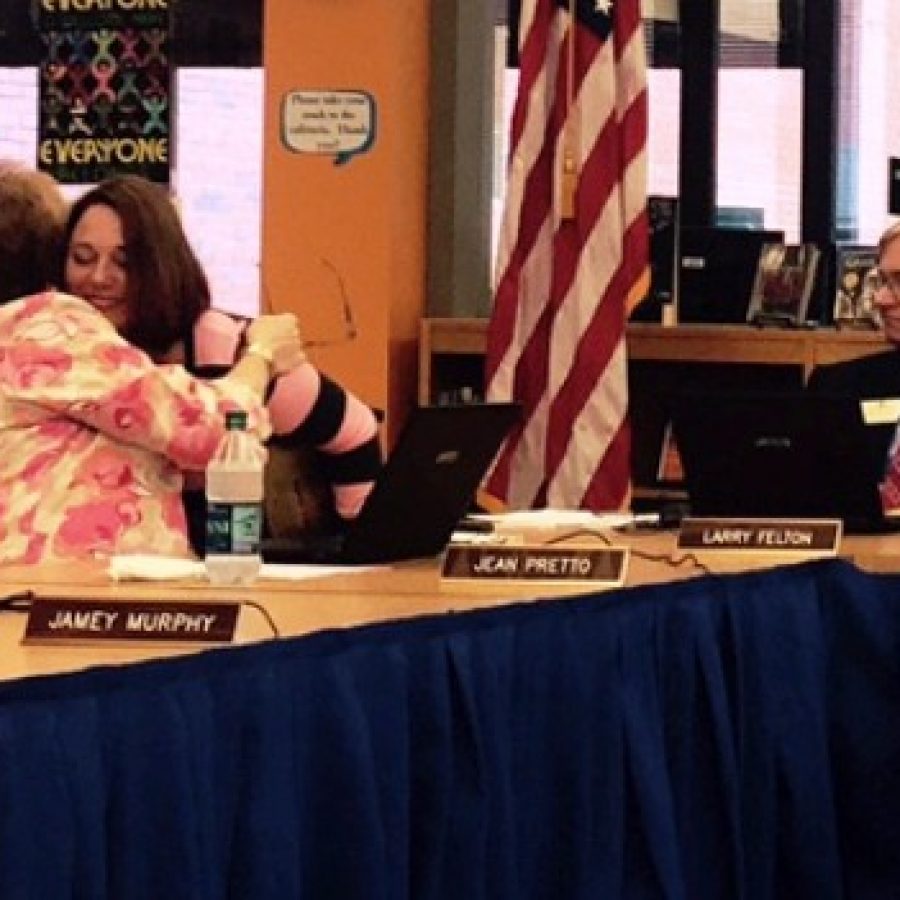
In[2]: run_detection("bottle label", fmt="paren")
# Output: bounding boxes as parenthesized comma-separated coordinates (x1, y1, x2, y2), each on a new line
(206, 502, 263, 555)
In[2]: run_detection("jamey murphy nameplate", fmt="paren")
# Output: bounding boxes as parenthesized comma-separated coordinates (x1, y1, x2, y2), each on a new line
(23, 597, 240, 646)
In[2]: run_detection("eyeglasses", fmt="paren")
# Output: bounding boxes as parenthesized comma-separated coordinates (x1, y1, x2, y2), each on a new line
(260, 258, 357, 349)
(304, 258, 357, 348)
(870, 268, 900, 299)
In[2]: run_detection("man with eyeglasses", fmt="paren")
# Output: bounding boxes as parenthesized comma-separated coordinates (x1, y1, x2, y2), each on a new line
(807, 222, 900, 511)
(808, 222, 900, 397)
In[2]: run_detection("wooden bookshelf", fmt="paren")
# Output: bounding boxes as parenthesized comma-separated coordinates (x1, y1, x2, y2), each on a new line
(419, 318, 891, 404)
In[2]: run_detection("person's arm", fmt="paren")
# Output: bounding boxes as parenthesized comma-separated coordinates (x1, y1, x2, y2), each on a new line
(267, 366, 382, 518)
(188, 309, 307, 397)
(221, 313, 305, 393)
(0, 292, 271, 472)
(225, 347, 274, 398)
(191, 308, 381, 517)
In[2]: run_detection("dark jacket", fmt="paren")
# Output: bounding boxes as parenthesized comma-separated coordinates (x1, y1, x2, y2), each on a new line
(807, 349, 900, 400)
(806, 349, 900, 481)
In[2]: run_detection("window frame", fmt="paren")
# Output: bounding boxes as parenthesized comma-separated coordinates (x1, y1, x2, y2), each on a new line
(677, 0, 837, 245)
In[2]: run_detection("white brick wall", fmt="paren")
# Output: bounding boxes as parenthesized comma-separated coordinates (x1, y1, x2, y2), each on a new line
(0, 66, 262, 318)
(0, 69, 39, 164)
(175, 68, 263, 317)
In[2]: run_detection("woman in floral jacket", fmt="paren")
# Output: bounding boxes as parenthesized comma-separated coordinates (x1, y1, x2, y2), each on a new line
(60, 175, 382, 546)
(0, 164, 304, 564)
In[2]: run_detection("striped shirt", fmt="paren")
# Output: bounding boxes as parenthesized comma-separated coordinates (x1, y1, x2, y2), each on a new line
(186, 309, 382, 521)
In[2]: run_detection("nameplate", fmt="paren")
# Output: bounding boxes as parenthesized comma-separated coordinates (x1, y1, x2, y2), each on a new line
(23, 598, 240, 646)
(677, 517, 841, 555)
(442, 545, 628, 586)
(861, 397, 900, 426)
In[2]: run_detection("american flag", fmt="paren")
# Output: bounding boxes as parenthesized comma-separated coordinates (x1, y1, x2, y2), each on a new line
(485, 0, 648, 511)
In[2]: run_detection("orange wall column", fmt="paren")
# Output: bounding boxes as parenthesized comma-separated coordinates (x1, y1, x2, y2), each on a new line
(261, 1, 430, 437)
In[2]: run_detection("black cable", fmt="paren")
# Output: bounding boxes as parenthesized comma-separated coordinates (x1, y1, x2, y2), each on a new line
(542, 528, 613, 546)
(538, 529, 712, 576)
(0, 591, 34, 612)
(240, 600, 280, 638)
(629, 549, 712, 576)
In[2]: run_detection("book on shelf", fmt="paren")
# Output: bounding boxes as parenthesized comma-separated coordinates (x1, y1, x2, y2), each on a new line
(833, 245, 880, 329)
(436, 386, 483, 406)
(631, 195, 677, 322)
(746, 242, 821, 327)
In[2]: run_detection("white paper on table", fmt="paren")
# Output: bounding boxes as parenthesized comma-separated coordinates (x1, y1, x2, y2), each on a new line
(449, 530, 516, 545)
(473, 510, 652, 530)
(109, 555, 207, 581)
(109, 555, 375, 583)
(259, 563, 379, 580)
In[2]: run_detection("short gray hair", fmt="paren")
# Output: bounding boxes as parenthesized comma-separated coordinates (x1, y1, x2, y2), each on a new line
(0, 164, 67, 304)
(878, 220, 900, 258)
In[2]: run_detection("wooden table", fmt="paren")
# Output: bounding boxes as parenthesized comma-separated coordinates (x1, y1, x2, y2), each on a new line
(3, 529, 899, 682)
(3, 537, 900, 896)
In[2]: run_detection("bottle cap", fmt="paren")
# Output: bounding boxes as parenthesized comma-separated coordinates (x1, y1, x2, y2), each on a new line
(225, 410, 248, 430)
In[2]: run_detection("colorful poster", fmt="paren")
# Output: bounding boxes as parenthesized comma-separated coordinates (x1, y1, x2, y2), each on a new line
(37, 0, 171, 184)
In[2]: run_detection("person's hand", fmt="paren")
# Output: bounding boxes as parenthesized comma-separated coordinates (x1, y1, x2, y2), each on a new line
(246, 313, 300, 349)
(246, 314, 307, 376)
(267, 337, 307, 376)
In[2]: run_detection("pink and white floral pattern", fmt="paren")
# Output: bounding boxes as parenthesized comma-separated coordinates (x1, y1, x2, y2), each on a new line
(0, 292, 269, 564)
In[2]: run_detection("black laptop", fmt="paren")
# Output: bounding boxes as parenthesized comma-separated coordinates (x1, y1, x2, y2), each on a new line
(669, 390, 897, 533)
(260, 403, 520, 564)
(678, 227, 785, 324)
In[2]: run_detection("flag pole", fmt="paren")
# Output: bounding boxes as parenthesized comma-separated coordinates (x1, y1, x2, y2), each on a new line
(560, 0, 578, 221)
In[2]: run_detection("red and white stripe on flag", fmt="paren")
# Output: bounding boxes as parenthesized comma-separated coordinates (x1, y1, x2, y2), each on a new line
(485, 0, 648, 511)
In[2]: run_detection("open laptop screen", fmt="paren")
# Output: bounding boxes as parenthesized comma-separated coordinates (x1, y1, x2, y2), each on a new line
(678, 227, 785, 324)
(670, 390, 896, 532)
(261, 402, 521, 564)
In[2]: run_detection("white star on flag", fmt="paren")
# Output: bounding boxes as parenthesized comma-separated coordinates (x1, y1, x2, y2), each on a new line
(595, 0, 613, 14)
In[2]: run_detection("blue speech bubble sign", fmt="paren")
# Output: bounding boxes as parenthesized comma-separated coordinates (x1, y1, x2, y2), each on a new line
(281, 89, 376, 166)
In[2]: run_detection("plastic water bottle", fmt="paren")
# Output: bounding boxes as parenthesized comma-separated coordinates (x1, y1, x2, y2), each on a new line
(204, 410, 264, 585)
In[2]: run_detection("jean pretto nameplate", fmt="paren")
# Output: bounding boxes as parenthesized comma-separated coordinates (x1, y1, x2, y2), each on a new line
(442, 545, 628, 586)
(23, 598, 240, 646)
(677, 517, 842, 555)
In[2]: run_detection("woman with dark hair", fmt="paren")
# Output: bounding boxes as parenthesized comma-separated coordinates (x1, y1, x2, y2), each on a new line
(62, 173, 211, 356)
(62, 175, 382, 542)
(0, 164, 304, 564)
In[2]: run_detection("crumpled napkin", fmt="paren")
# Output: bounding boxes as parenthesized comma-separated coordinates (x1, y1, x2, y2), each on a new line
(109, 555, 377, 583)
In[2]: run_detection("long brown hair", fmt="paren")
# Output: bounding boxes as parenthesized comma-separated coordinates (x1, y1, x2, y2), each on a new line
(62, 175, 211, 355)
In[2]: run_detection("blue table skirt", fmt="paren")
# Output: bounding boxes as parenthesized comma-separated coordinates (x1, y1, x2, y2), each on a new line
(1, 559, 899, 899)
